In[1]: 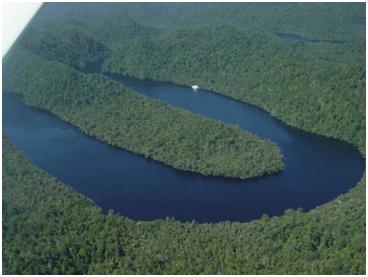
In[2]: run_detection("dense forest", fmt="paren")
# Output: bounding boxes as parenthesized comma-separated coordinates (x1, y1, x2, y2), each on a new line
(21, 27, 111, 70)
(3, 137, 365, 274)
(3, 2, 366, 274)
(3, 45, 283, 179)
(102, 25, 365, 152)
(31, 3, 365, 41)
(20, 2, 365, 151)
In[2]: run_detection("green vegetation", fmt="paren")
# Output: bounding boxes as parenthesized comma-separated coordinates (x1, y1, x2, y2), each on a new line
(102, 25, 365, 152)
(85, 15, 158, 48)
(3, 137, 365, 274)
(3, 45, 283, 179)
(21, 27, 111, 70)
(33, 3, 365, 41)
(2, 2, 365, 274)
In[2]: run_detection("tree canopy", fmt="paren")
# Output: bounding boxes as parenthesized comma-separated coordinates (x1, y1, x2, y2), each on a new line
(3, 137, 365, 274)
(3, 45, 283, 179)
(2, 2, 365, 274)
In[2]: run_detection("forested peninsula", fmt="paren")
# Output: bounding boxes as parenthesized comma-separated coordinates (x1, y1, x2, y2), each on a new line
(3, 137, 365, 274)
(3, 45, 283, 179)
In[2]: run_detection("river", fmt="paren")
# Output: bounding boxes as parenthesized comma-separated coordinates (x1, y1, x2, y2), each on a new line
(3, 73, 364, 223)
(275, 32, 345, 44)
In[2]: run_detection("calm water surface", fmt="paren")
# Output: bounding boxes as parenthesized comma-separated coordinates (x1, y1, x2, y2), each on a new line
(275, 32, 345, 44)
(3, 73, 364, 222)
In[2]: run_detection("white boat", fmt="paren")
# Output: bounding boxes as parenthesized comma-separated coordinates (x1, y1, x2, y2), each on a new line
(192, 85, 200, 91)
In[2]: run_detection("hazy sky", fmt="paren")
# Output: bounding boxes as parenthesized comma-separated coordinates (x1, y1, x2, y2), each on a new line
(2, 2, 42, 56)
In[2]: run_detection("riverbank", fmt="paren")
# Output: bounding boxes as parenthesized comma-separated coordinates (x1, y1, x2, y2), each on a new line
(3, 136, 365, 274)
(3, 69, 363, 222)
(3, 45, 284, 180)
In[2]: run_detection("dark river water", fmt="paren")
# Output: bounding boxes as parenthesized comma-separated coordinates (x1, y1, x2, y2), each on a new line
(3, 73, 364, 223)
(275, 32, 345, 44)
